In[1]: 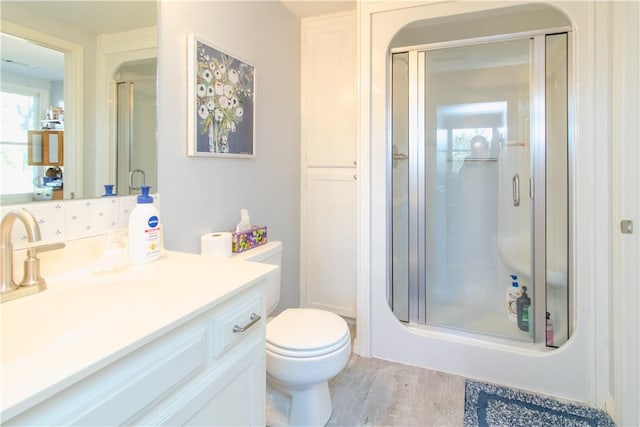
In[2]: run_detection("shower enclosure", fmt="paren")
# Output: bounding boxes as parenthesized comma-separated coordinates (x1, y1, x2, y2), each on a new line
(115, 59, 157, 196)
(390, 32, 570, 347)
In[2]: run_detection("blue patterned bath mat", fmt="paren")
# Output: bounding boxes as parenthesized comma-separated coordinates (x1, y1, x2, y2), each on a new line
(464, 380, 615, 427)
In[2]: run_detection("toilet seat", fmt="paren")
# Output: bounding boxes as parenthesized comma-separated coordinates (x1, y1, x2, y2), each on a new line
(266, 308, 350, 358)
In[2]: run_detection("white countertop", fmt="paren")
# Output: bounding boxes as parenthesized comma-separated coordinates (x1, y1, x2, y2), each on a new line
(0, 248, 277, 420)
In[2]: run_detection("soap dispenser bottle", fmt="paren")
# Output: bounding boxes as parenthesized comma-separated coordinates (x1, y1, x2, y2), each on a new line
(516, 286, 531, 332)
(506, 275, 521, 320)
(128, 186, 161, 264)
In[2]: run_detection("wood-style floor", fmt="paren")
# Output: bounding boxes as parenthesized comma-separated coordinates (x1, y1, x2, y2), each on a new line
(328, 351, 466, 426)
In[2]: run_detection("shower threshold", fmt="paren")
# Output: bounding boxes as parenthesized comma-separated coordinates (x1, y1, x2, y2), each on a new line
(411, 302, 537, 344)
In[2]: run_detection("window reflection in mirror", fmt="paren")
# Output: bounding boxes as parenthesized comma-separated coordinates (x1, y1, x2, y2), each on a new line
(1, 34, 64, 203)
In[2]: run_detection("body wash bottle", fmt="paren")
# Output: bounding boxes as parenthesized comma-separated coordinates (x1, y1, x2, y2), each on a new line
(128, 186, 161, 264)
(516, 286, 531, 332)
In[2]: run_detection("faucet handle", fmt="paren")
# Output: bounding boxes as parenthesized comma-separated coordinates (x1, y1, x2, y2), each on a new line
(20, 242, 66, 289)
(26, 242, 65, 256)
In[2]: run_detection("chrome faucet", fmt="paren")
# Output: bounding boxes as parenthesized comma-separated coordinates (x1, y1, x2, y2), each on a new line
(1, 209, 64, 303)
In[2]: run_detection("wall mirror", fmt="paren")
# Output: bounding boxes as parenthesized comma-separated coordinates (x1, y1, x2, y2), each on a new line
(0, 1, 157, 205)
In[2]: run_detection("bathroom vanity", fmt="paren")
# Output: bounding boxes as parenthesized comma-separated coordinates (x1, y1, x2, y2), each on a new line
(0, 247, 276, 425)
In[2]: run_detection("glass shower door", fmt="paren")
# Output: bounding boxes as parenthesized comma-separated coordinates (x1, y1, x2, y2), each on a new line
(391, 52, 410, 322)
(391, 34, 571, 346)
(391, 38, 537, 342)
(424, 39, 533, 340)
(390, 33, 570, 346)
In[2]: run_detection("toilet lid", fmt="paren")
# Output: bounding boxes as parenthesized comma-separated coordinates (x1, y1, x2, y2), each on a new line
(266, 308, 350, 358)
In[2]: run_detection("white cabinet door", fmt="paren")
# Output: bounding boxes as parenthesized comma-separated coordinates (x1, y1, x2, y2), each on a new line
(130, 290, 266, 427)
(302, 168, 357, 318)
(181, 336, 265, 427)
(302, 13, 356, 168)
(301, 12, 357, 320)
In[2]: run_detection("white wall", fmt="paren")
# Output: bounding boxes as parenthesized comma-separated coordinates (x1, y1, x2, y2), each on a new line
(608, 1, 640, 424)
(50, 81, 64, 109)
(156, 1, 301, 312)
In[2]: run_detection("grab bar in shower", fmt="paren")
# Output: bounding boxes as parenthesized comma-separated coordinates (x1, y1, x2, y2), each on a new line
(512, 174, 520, 207)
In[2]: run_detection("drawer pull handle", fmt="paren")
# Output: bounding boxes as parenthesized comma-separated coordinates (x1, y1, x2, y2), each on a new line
(233, 313, 261, 333)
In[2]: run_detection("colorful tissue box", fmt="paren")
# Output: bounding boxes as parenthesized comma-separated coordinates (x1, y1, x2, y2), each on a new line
(232, 226, 267, 253)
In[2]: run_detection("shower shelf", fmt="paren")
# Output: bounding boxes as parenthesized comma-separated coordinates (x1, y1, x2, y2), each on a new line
(498, 236, 567, 289)
(446, 157, 498, 162)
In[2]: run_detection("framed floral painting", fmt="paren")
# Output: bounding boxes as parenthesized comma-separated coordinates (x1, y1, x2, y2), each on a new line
(187, 35, 255, 157)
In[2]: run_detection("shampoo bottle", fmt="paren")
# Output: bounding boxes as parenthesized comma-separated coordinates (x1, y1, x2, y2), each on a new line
(546, 312, 554, 346)
(128, 186, 161, 264)
(516, 286, 531, 332)
(506, 275, 521, 320)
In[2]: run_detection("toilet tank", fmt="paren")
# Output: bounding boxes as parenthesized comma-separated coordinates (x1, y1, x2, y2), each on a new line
(232, 241, 282, 315)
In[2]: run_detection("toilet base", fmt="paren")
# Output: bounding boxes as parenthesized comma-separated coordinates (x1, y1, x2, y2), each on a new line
(266, 377, 332, 426)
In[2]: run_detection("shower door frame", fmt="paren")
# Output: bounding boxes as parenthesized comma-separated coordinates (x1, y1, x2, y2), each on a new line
(389, 28, 573, 346)
(116, 81, 135, 196)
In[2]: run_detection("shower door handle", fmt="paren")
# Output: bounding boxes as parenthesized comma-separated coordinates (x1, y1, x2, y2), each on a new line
(392, 145, 408, 169)
(512, 174, 520, 207)
(129, 169, 146, 192)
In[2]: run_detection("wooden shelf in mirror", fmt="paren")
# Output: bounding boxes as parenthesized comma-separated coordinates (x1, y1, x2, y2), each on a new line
(28, 130, 64, 166)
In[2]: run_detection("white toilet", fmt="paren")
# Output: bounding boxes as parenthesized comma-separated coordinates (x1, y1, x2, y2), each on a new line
(233, 241, 351, 426)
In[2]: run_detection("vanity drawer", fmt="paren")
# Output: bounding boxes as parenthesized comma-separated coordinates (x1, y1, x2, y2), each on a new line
(211, 290, 264, 358)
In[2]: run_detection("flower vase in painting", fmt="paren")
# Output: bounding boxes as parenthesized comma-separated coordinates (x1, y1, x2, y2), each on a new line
(194, 39, 254, 155)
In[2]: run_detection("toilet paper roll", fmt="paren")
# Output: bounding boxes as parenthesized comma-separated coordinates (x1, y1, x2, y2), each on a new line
(201, 232, 232, 258)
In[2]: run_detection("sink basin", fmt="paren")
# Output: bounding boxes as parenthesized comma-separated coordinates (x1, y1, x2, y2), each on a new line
(0, 274, 162, 366)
